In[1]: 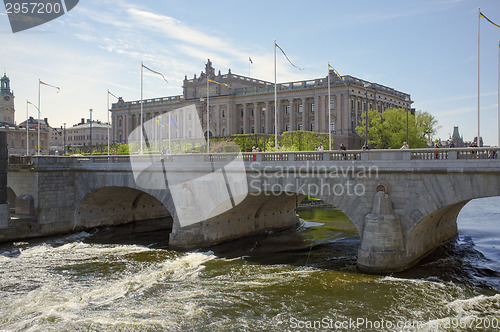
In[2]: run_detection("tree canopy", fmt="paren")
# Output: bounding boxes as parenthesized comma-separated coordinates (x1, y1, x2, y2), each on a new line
(355, 108, 438, 149)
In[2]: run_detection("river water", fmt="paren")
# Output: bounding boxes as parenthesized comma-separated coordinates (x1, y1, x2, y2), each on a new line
(0, 198, 499, 331)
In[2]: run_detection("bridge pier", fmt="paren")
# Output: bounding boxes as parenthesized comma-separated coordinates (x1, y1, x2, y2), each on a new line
(357, 191, 407, 273)
(357, 192, 464, 273)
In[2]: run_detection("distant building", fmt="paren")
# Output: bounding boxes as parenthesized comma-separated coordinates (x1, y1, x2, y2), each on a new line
(0, 73, 49, 155)
(66, 118, 110, 148)
(448, 126, 464, 147)
(18, 117, 62, 153)
(0, 73, 15, 124)
(111, 60, 413, 149)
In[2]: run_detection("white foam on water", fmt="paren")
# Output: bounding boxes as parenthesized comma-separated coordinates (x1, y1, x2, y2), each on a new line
(0, 251, 217, 331)
(417, 294, 500, 332)
(445, 293, 500, 315)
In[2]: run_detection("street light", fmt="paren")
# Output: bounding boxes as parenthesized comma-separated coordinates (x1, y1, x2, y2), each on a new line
(89, 108, 93, 155)
(405, 97, 410, 146)
(63, 123, 66, 155)
(26, 100, 39, 156)
(364, 82, 371, 147)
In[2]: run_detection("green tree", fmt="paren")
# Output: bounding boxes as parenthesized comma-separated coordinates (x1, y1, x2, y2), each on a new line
(356, 108, 438, 149)
(415, 110, 439, 146)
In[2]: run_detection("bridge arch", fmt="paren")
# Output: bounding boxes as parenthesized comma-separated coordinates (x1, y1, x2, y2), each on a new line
(74, 186, 172, 231)
(6, 187, 16, 207)
(192, 184, 364, 248)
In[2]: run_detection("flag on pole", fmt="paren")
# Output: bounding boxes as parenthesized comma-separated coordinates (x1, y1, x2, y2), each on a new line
(480, 11, 500, 29)
(328, 63, 348, 87)
(40, 80, 60, 93)
(249, 57, 253, 64)
(108, 90, 119, 99)
(275, 43, 304, 70)
(156, 118, 165, 128)
(142, 64, 168, 83)
(208, 79, 231, 88)
(27, 100, 37, 107)
(170, 115, 178, 129)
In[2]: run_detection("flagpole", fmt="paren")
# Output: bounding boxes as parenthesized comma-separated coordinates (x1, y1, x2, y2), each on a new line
(274, 40, 278, 152)
(207, 76, 210, 154)
(37, 79, 41, 155)
(328, 64, 332, 151)
(168, 115, 171, 154)
(107, 89, 110, 156)
(498, 40, 500, 147)
(140, 62, 144, 154)
(478, 7, 481, 146)
(26, 101, 29, 156)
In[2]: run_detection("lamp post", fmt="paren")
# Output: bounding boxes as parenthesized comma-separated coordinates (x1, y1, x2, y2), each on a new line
(207, 77, 210, 154)
(25, 101, 29, 156)
(26, 101, 39, 156)
(89, 108, 93, 155)
(405, 97, 410, 146)
(63, 122, 66, 155)
(363, 83, 370, 146)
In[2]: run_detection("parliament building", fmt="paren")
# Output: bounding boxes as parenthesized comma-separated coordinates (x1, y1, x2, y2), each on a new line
(110, 60, 412, 149)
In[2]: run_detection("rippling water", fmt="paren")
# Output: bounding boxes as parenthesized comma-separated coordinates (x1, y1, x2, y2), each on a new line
(0, 198, 499, 331)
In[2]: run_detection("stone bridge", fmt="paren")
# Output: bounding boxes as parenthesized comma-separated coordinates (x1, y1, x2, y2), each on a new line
(5, 147, 500, 273)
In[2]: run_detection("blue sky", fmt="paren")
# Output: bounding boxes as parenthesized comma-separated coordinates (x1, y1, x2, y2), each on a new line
(1, 0, 500, 145)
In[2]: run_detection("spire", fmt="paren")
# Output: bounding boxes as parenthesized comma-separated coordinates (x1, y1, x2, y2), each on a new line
(0, 73, 12, 96)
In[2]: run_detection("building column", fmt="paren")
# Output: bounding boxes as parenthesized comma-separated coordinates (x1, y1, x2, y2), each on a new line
(265, 101, 271, 134)
(243, 103, 249, 134)
(289, 99, 295, 131)
(254, 102, 260, 134)
(302, 98, 307, 131)
(314, 96, 320, 132)
(342, 94, 349, 135)
(320, 95, 327, 132)
(276, 100, 281, 134)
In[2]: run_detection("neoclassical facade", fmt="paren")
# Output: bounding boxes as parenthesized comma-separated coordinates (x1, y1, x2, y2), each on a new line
(111, 60, 412, 149)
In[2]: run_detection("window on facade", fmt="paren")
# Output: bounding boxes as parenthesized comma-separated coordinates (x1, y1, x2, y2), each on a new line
(351, 100, 354, 109)
(311, 103, 315, 112)
(298, 105, 303, 113)
(240, 128, 244, 134)
(357, 101, 361, 110)
(285, 125, 290, 131)
(240, 110, 244, 117)
(285, 105, 290, 113)
(222, 110, 226, 118)
(297, 124, 303, 130)
(310, 124, 315, 131)
(262, 126, 265, 133)
(251, 108, 255, 116)
(222, 128, 226, 136)
(188, 113, 192, 120)
(119, 119, 122, 126)
(330, 122, 335, 131)
(251, 127, 255, 133)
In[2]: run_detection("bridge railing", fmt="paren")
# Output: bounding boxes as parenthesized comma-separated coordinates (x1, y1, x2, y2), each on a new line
(7, 147, 500, 167)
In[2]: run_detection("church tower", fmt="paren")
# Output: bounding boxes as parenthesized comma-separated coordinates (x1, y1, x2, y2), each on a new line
(0, 73, 15, 124)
